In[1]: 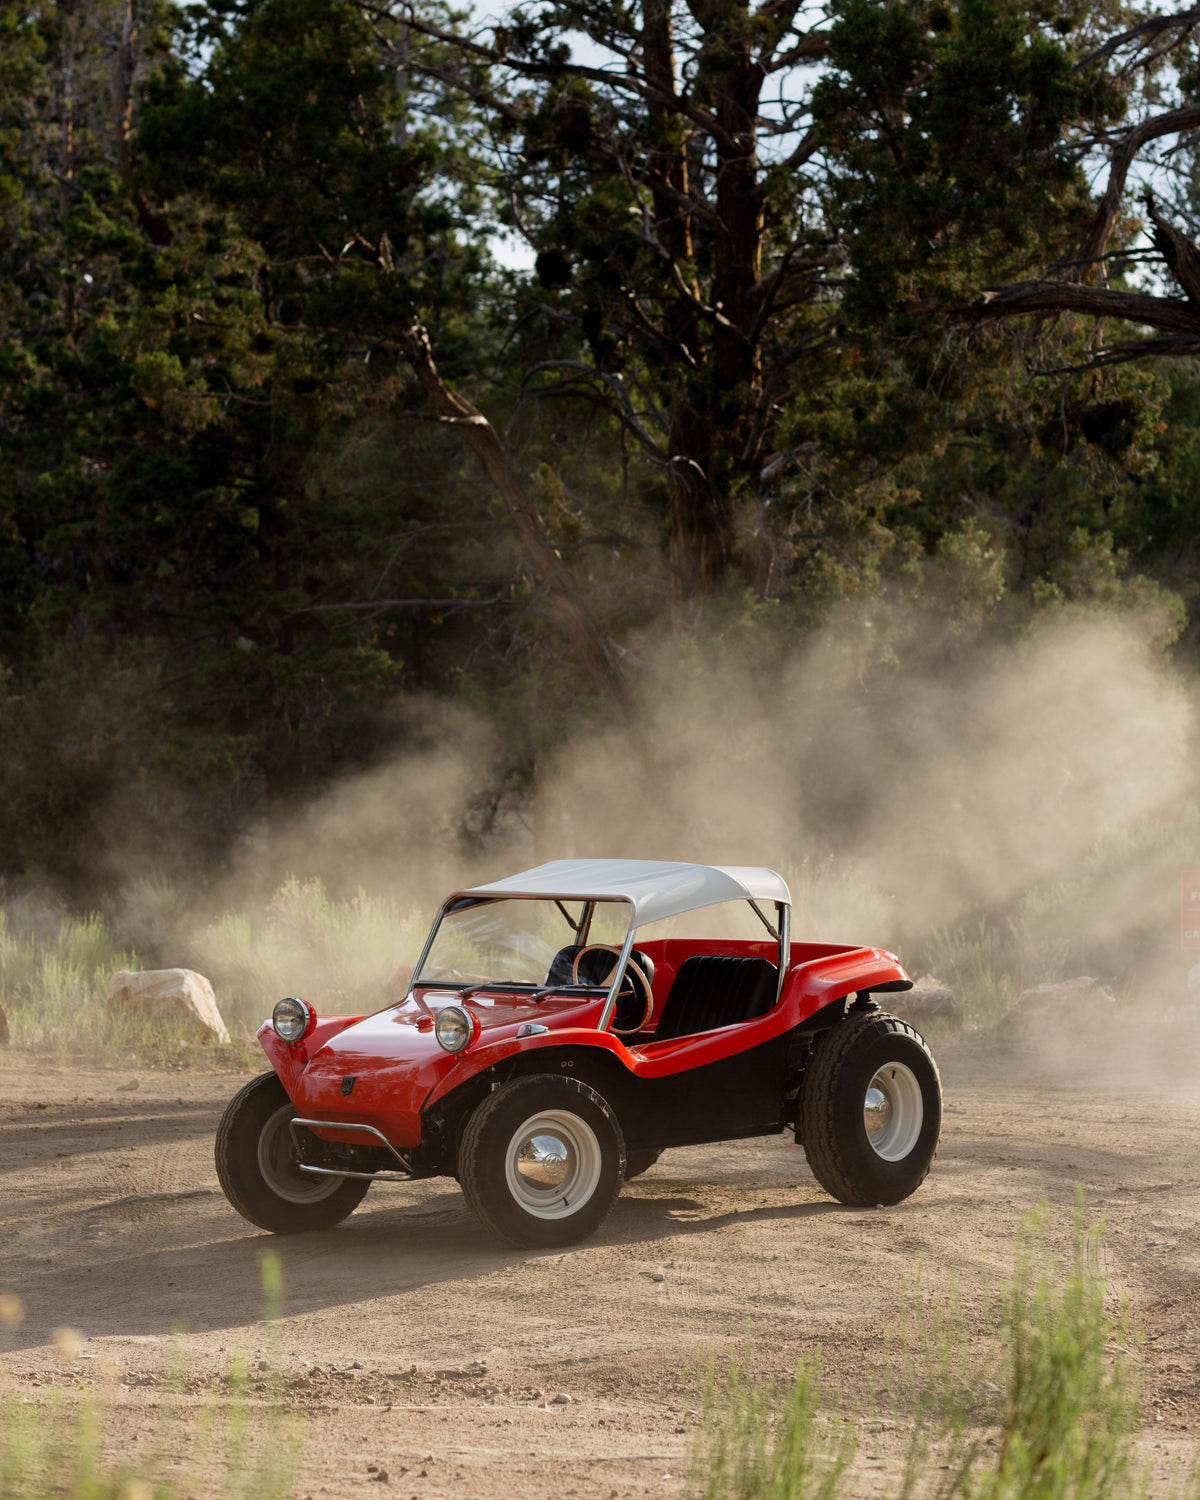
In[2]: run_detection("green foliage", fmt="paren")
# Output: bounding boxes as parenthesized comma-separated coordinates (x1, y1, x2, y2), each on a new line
(816, 0, 1090, 321)
(193, 876, 426, 1027)
(0, 0, 513, 862)
(691, 1353, 857, 1500)
(3, 0, 1200, 898)
(0, 1257, 300, 1500)
(693, 1206, 1147, 1500)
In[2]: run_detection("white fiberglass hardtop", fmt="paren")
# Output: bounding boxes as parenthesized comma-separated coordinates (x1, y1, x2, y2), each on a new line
(452, 858, 791, 927)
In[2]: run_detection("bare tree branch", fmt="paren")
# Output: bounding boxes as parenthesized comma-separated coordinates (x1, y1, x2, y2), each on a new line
(393, 319, 629, 706)
(1074, 6, 1200, 72)
(1144, 190, 1200, 304)
(1079, 103, 1200, 269)
(974, 278, 1200, 337)
(522, 359, 668, 459)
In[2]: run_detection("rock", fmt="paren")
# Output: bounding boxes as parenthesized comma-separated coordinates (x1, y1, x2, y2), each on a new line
(0, 1000, 9, 1046)
(116, 1078, 139, 1092)
(552, 1392, 572, 1404)
(106, 969, 230, 1044)
(891, 976, 962, 1031)
(1188, 961, 1200, 993)
(999, 976, 1116, 1040)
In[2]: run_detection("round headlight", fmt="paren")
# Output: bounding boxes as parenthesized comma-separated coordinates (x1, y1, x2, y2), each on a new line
(272, 996, 313, 1043)
(434, 1005, 474, 1054)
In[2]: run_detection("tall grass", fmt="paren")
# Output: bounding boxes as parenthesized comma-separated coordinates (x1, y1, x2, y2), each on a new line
(914, 920, 1027, 1029)
(192, 876, 428, 1029)
(972, 1205, 1141, 1500)
(692, 1354, 856, 1500)
(0, 1258, 301, 1500)
(0, 908, 165, 1059)
(694, 1204, 1154, 1500)
(0, 877, 426, 1058)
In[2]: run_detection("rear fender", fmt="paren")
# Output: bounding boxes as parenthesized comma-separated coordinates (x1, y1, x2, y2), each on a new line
(256, 1014, 368, 1099)
(784, 951, 911, 1024)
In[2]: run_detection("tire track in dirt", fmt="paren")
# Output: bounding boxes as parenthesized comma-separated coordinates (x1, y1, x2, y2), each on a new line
(2, 1043, 1200, 1498)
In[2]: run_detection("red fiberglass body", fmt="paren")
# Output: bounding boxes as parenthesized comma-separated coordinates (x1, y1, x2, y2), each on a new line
(258, 936, 911, 1171)
(217, 860, 939, 1247)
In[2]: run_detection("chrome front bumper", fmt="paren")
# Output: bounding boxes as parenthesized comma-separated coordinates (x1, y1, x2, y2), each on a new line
(288, 1117, 414, 1182)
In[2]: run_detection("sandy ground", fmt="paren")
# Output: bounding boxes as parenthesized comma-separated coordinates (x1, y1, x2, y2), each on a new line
(2, 1033, 1200, 1498)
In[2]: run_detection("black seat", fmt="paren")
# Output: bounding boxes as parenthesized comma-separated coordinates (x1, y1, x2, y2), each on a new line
(651, 955, 777, 1042)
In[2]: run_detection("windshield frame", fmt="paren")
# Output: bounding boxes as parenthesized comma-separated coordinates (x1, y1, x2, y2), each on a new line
(408, 888, 792, 1027)
(410, 894, 637, 1008)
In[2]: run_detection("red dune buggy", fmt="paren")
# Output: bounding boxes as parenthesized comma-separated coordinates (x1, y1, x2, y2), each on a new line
(216, 859, 941, 1247)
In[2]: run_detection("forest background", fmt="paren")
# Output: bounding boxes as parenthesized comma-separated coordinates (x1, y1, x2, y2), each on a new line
(7, 0, 1200, 1022)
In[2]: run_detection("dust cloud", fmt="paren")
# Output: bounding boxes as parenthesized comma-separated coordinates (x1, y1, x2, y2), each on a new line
(225, 597, 1200, 1023)
(545, 610, 1194, 951)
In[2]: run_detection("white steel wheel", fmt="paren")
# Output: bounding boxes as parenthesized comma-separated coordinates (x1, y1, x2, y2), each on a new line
(215, 1072, 370, 1234)
(504, 1108, 603, 1220)
(458, 1073, 625, 1248)
(863, 1061, 924, 1162)
(256, 1102, 346, 1205)
(798, 1013, 942, 1208)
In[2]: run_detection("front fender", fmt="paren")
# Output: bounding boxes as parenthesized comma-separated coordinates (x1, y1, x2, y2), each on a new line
(257, 1014, 368, 1098)
(422, 1025, 635, 1111)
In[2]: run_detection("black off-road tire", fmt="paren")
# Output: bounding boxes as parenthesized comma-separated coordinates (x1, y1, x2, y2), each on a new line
(798, 1012, 941, 1207)
(624, 1148, 662, 1181)
(459, 1074, 625, 1248)
(215, 1072, 370, 1234)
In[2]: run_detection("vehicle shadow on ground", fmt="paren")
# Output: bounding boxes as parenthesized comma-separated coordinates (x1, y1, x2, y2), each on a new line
(4, 1187, 850, 1349)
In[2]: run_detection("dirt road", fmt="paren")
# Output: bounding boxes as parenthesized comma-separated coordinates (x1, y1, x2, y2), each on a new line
(2, 1035, 1199, 1497)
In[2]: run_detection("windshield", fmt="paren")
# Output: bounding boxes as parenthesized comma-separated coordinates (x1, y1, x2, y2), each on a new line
(415, 897, 634, 989)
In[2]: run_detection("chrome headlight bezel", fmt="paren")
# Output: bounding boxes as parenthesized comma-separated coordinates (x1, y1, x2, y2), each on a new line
(433, 1004, 475, 1054)
(272, 995, 315, 1044)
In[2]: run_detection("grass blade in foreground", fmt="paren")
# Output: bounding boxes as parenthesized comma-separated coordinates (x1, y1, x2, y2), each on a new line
(691, 1202, 1148, 1500)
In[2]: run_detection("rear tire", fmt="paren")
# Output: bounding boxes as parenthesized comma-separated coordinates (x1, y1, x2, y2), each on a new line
(799, 1013, 941, 1207)
(215, 1072, 370, 1233)
(459, 1074, 625, 1248)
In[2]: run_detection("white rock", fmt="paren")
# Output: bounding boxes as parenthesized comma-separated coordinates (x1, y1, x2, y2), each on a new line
(999, 976, 1115, 1038)
(107, 969, 230, 1043)
(1188, 961, 1200, 992)
(892, 975, 962, 1030)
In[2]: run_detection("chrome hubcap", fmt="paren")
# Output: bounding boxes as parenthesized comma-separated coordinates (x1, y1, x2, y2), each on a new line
(864, 1086, 892, 1136)
(516, 1133, 571, 1188)
(862, 1062, 924, 1162)
(504, 1109, 602, 1220)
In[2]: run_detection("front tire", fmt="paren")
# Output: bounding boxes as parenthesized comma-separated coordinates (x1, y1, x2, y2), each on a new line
(459, 1074, 625, 1248)
(798, 1013, 941, 1207)
(215, 1072, 370, 1233)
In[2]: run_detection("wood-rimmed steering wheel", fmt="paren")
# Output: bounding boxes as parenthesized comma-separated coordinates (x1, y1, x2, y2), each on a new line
(570, 945, 654, 1035)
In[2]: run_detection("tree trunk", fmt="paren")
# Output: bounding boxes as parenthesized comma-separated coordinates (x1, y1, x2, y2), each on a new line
(710, 15, 764, 475)
(644, 0, 743, 608)
(649, 0, 765, 605)
(109, 0, 170, 245)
